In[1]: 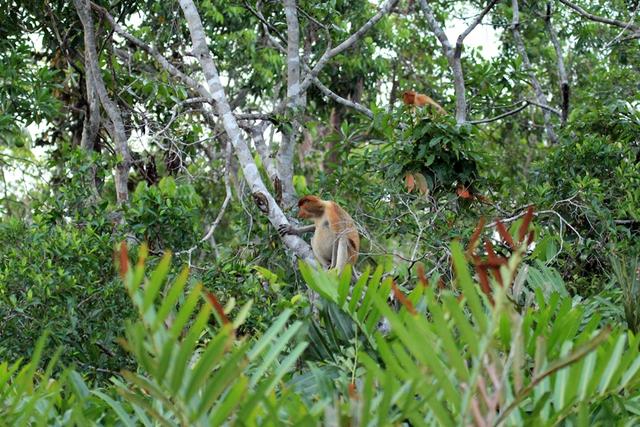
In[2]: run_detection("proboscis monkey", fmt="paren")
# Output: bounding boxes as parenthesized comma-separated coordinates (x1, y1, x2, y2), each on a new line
(403, 90, 447, 114)
(278, 195, 359, 271)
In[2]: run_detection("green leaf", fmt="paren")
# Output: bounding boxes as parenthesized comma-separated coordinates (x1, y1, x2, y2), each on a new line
(153, 266, 190, 331)
(170, 304, 213, 393)
(248, 309, 293, 361)
(598, 334, 626, 393)
(184, 325, 234, 400)
(450, 241, 487, 332)
(143, 252, 172, 314)
(249, 321, 303, 387)
(208, 375, 248, 426)
(92, 390, 136, 427)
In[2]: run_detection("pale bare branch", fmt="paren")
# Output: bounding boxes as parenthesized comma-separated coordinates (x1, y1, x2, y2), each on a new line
(545, 2, 570, 125)
(558, 0, 639, 33)
(176, 143, 233, 259)
(420, 0, 500, 123)
(299, 0, 399, 94)
(74, 0, 131, 204)
(279, 0, 303, 208)
(177, 0, 316, 267)
(455, 0, 502, 53)
(511, 0, 558, 143)
(469, 101, 530, 124)
(312, 78, 374, 119)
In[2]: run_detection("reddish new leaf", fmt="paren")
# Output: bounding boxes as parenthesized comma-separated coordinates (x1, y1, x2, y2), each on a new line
(518, 206, 535, 243)
(119, 241, 128, 278)
(416, 263, 428, 287)
(490, 265, 504, 287)
(391, 281, 417, 315)
(495, 220, 515, 249)
(483, 240, 507, 267)
(475, 265, 494, 306)
(466, 217, 486, 256)
(205, 290, 230, 325)
(456, 184, 472, 199)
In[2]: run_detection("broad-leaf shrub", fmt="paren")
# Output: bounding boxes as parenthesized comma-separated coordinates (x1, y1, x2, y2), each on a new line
(0, 334, 106, 426)
(126, 177, 203, 251)
(106, 243, 312, 425)
(200, 260, 303, 336)
(0, 37, 62, 145)
(2, 233, 640, 425)
(301, 222, 640, 424)
(531, 108, 640, 293)
(31, 146, 112, 226)
(0, 245, 314, 425)
(375, 111, 482, 197)
(0, 218, 133, 378)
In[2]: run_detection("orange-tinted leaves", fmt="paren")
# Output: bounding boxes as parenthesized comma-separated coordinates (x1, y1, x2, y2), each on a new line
(466, 217, 486, 257)
(518, 206, 535, 242)
(483, 241, 507, 267)
(495, 220, 515, 249)
(391, 282, 417, 315)
(475, 194, 491, 204)
(462, 207, 537, 302)
(119, 241, 128, 278)
(204, 291, 230, 325)
(475, 265, 494, 305)
(136, 244, 148, 268)
(348, 382, 359, 400)
(414, 173, 429, 195)
(404, 172, 429, 196)
(456, 184, 472, 199)
(416, 263, 428, 287)
(490, 266, 504, 287)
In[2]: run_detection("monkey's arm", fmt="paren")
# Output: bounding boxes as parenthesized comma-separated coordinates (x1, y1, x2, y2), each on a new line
(278, 224, 316, 236)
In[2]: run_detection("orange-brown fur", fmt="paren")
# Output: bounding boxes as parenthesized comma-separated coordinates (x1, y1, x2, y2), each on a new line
(298, 195, 360, 269)
(403, 90, 447, 114)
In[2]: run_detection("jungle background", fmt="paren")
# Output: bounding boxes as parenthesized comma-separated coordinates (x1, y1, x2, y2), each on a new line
(1, 0, 639, 424)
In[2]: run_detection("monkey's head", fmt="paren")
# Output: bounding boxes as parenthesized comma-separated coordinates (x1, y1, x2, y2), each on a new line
(297, 195, 325, 219)
(402, 90, 416, 105)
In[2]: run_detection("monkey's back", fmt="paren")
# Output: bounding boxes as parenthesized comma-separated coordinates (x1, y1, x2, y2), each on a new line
(327, 202, 360, 265)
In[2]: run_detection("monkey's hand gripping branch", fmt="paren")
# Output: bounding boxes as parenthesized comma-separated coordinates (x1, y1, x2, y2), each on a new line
(278, 224, 316, 237)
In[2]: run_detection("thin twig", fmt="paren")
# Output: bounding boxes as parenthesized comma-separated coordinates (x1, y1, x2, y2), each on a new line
(486, 208, 584, 243)
(511, 0, 558, 143)
(299, 0, 399, 94)
(312, 77, 374, 119)
(545, 2, 570, 125)
(455, 0, 502, 55)
(470, 101, 530, 124)
(604, 1, 640, 48)
(558, 0, 639, 32)
(176, 142, 233, 259)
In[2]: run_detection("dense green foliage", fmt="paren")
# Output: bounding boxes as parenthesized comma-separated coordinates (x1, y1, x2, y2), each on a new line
(0, 219, 133, 376)
(3, 238, 640, 424)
